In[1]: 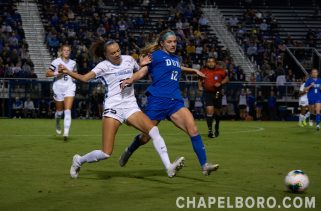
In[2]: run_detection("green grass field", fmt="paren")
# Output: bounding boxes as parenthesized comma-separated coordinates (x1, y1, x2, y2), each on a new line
(0, 119, 320, 211)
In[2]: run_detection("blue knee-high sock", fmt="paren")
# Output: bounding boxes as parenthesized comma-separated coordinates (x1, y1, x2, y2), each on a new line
(316, 114, 320, 125)
(128, 134, 142, 153)
(191, 134, 207, 167)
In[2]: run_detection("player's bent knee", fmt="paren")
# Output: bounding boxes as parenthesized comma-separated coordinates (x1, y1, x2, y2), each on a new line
(140, 134, 151, 144)
(188, 126, 199, 137)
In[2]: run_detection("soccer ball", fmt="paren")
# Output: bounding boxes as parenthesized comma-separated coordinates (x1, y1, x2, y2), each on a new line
(285, 170, 309, 193)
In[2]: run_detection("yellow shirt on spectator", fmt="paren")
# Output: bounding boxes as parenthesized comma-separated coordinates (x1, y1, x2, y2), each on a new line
(131, 52, 139, 60)
(186, 45, 196, 54)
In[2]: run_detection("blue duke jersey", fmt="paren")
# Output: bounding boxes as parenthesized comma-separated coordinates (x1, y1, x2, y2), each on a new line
(304, 77, 321, 101)
(146, 50, 182, 100)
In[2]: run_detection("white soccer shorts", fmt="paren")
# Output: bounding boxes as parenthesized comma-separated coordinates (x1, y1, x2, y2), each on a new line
(53, 83, 76, 101)
(102, 105, 141, 124)
(299, 99, 309, 107)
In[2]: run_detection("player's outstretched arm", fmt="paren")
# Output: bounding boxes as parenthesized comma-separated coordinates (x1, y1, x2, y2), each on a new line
(121, 66, 148, 89)
(304, 82, 314, 92)
(58, 64, 95, 82)
(181, 66, 206, 78)
(46, 68, 63, 78)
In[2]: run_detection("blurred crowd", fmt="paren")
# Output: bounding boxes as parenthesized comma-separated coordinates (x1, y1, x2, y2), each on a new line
(0, 3, 37, 78)
(37, 0, 247, 79)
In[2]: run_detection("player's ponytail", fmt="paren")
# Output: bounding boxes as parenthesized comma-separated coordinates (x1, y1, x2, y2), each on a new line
(90, 39, 117, 61)
(90, 39, 105, 60)
(141, 29, 176, 55)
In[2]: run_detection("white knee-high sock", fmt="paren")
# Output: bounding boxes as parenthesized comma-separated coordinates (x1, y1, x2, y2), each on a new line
(299, 114, 304, 122)
(55, 110, 63, 125)
(79, 150, 109, 164)
(64, 109, 71, 136)
(149, 126, 171, 170)
(304, 112, 310, 120)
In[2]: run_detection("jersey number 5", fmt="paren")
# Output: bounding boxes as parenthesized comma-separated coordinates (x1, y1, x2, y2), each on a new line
(171, 71, 178, 81)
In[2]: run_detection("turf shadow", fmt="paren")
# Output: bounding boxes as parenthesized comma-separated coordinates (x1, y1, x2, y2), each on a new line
(83, 169, 178, 184)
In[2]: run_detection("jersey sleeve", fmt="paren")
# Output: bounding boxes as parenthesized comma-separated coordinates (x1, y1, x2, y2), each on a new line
(304, 79, 311, 87)
(49, 60, 57, 72)
(132, 57, 139, 72)
(73, 61, 78, 72)
(299, 83, 305, 92)
(92, 62, 107, 78)
(148, 51, 158, 72)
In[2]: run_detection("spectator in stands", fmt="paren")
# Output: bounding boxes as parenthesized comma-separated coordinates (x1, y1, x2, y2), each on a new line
(306, 29, 316, 47)
(238, 88, 247, 119)
(221, 89, 228, 117)
(8, 32, 19, 49)
(23, 96, 35, 118)
(0, 58, 4, 77)
(228, 16, 239, 31)
(96, 24, 106, 37)
(275, 63, 286, 98)
(247, 42, 258, 60)
(38, 99, 48, 118)
(12, 96, 23, 118)
(247, 90, 256, 119)
(198, 14, 209, 26)
(238, 68, 246, 81)
(47, 34, 60, 56)
(255, 90, 264, 120)
(268, 91, 277, 120)
(1, 23, 12, 33)
(249, 72, 256, 82)
(286, 68, 295, 82)
(194, 93, 204, 120)
(259, 19, 268, 32)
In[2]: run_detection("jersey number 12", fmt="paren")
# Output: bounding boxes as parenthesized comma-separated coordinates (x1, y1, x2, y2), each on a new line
(171, 71, 178, 81)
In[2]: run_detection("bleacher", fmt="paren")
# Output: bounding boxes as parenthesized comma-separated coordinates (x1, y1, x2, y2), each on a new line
(215, 0, 321, 52)
(0, 0, 35, 78)
(35, 0, 225, 79)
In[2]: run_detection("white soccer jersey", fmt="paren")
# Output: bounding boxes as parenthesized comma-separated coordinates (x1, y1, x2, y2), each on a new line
(49, 57, 77, 86)
(92, 55, 139, 108)
(299, 83, 308, 106)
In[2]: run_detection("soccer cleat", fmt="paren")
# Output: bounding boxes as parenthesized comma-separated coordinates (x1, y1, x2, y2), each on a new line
(309, 120, 313, 127)
(64, 136, 68, 141)
(119, 147, 132, 167)
(70, 154, 81, 178)
(298, 121, 304, 127)
(302, 119, 307, 126)
(167, 157, 185, 178)
(56, 124, 61, 135)
(317, 125, 320, 131)
(215, 130, 220, 137)
(202, 163, 219, 176)
(208, 130, 214, 138)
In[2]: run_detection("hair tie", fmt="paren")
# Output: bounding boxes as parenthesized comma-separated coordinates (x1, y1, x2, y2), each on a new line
(161, 31, 175, 41)
(104, 40, 116, 48)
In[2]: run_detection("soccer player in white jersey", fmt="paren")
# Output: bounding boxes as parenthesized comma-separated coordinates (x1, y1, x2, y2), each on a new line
(46, 45, 76, 141)
(299, 76, 310, 126)
(59, 40, 184, 178)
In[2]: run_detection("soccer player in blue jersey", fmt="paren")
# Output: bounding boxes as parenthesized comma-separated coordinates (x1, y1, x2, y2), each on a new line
(119, 30, 219, 175)
(304, 68, 321, 130)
